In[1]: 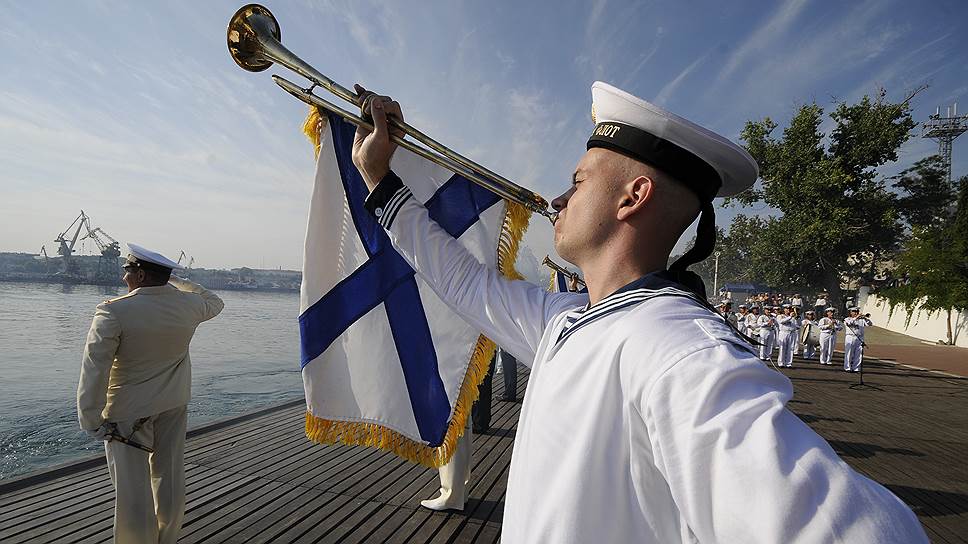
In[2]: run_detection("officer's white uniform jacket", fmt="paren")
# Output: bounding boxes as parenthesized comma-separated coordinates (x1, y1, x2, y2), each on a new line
(819, 316, 842, 336)
(844, 316, 872, 341)
(78, 277, 224, 430)
(776, 314, 799, 337)
(366, 173, 926, 543)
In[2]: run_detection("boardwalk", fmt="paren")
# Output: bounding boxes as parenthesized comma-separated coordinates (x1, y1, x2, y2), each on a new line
(1, 353, 966, 543)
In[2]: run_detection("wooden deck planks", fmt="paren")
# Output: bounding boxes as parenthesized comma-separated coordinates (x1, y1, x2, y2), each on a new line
(2, 356, 965, 543)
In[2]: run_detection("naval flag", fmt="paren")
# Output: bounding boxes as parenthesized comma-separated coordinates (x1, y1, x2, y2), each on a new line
(298, 109, 530, 467)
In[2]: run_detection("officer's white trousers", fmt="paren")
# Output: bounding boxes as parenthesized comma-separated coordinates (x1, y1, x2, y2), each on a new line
(105, 405, 187, 544)
(425, 418, 472, 510)
(759, 331, 775, 360)
(844, 336, 864, 371)
(777, 332, 795, 366)
(819, 333, 836, 365)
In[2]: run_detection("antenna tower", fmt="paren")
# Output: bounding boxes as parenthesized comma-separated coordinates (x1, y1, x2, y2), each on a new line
(922, 102, 968, 184)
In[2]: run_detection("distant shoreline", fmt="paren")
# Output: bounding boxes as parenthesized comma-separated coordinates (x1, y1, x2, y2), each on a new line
(0, 277, 299, 293)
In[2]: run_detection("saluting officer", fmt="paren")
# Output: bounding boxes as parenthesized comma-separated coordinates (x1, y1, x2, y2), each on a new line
(351, 80, 925, 542)
(77, 244, 224, 544)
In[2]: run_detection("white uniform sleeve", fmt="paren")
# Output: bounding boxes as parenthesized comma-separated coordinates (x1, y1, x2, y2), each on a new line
(642, 344, 927, 542)
(77, 303, 121, 430)
(170, 275, 225, 322)
(368, 173, 585, 364)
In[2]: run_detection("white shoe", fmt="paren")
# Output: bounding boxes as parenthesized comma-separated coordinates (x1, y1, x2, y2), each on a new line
(421, 493, 465, 511)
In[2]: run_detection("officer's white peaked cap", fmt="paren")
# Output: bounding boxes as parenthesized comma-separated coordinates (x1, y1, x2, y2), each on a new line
(587, 81, 759, 199)
(125, 243, 183, 270)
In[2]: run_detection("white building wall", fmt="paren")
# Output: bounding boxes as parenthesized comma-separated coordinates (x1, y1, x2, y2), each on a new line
(860, 289, 968, 347)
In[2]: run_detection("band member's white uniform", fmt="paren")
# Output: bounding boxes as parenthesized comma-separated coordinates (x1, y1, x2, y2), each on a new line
(775, 306, 798, 367)
(843, 308, 873, 372)
(801, 312, 818, 359)
(757, 308, 777, 361)
(356, 81, 925, 543)
(78, 245, 224, 544)
(735, 305, 749, 336)
(745, 308, 760, 340)
(791, 308, 802, 355)
(818, 309, 842, 365)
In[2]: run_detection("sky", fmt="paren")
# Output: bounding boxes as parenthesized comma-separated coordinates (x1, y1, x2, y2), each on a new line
(1, 0, 966, 272)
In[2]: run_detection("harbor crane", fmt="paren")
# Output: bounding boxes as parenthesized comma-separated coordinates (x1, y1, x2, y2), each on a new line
(81, 223, 123, 280)
(38, 245, 50, 274)
(177, 251, 195, 277)
(53, 211, 90, 278)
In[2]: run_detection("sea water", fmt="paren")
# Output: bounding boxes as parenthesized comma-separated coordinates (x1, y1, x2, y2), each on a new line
(0, 281, 303, 480)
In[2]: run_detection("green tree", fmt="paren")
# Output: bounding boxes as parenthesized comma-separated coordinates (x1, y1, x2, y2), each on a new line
(880, 177, 968, 344)
(728, 90, 919, 310)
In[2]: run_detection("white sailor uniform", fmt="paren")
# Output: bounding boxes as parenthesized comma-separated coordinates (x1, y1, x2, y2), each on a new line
(818, 315, 842, 365)
(363, 173, 926, 543)
(78, 273, 223, 544)
(736, 311, 749, 336)
(757, 312, 777, 361)
(745, 312, 760, 341)
(843, 315, 872, 372)
(776, 313, 798, 367)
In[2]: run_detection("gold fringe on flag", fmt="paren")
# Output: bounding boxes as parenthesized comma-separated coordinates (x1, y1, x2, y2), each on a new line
(300, 106, 532, 468)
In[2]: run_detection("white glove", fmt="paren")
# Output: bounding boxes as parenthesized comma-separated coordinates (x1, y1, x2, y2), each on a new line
(85, 424, 111, 441)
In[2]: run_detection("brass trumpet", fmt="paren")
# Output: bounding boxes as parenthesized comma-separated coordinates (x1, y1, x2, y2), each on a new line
(227, 4, 555, 222)
(542, 255, 585, 289)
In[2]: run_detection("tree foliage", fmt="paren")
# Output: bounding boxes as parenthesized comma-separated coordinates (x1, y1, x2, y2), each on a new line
(879, 176, 968, 344)
(722, 90, 919, 310)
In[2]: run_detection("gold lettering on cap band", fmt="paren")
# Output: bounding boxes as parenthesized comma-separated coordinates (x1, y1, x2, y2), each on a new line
(593, 124, 621, 138)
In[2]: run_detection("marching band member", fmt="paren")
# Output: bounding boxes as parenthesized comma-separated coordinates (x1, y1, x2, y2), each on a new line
(757, 305, 777, 362)
(746, 305, 761, 343)
(351, 81, 925, 543)
(843, 307, 873, 372)
(801, 310, 818, 360)
(818, 307, 842, 366)
(791, 305, 802, 356)
(736, 304, 749, 336)
(77, 244, 224, 544)
(719, 301, 737, 328)
(775, 304, 798, 368)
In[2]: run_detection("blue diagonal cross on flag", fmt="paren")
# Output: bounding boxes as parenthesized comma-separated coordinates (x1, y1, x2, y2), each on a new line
(298, 113, 514, 464)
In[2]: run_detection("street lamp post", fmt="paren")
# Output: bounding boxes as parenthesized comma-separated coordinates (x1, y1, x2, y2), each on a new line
(713, 251, 721, 300)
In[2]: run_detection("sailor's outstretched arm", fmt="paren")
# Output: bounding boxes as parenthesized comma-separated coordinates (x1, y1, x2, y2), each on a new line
(364, 171, 584, 363)
(639, 340, 928, 542)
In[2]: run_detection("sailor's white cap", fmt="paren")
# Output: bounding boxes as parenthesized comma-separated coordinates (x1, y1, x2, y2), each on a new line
(824, 307, 837, 313)
(782, 303, 791, 308)
(587, 81, 759, 200)
(125, 243, 183, 271)
(848, 306, 860, 312)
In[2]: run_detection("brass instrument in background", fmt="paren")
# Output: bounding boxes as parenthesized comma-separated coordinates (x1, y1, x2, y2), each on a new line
(542, 256, 586, 289)
(226, 4, 556, 223)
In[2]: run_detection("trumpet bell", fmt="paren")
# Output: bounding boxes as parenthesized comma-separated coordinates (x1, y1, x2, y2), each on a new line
(227, 4, 281, 72)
